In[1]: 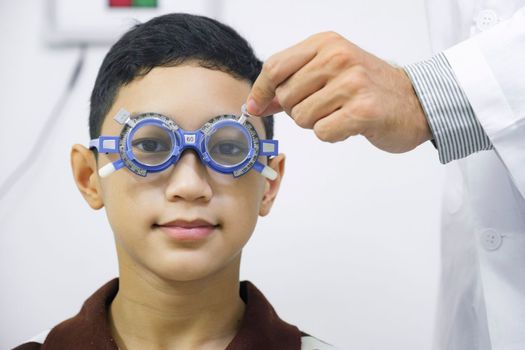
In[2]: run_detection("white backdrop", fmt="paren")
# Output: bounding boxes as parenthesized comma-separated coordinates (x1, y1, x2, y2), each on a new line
(0, 1, 443, 349)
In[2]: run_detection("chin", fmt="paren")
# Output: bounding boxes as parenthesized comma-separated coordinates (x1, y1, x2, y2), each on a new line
(148, 253, 227, 282)
(158, 266, 214, 282)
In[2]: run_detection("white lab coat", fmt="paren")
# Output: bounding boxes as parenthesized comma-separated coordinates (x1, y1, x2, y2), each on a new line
(425, 1, 525, 349)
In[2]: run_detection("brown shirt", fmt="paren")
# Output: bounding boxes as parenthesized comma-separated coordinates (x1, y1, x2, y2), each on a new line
(13, 278, 334, 350)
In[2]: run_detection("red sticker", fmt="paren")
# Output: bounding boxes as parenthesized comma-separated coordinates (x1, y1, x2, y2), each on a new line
(109, 0, 133, 7)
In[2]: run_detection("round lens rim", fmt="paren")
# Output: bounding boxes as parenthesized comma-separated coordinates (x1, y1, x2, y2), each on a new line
(204, 120, 253, 169)
(123, 114, 180, 173)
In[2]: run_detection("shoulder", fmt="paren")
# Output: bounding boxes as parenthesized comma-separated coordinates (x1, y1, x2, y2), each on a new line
(11, 329, 50, 349)
(301, 334, 339, 350)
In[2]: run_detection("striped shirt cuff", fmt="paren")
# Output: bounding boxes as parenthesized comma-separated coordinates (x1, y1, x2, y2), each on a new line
(404, 53, 493, 164)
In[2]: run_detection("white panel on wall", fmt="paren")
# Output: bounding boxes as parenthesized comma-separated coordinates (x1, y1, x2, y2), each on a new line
(46, 0, 222, 46)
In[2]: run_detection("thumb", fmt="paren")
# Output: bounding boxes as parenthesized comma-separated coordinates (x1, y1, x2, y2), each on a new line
(246, 71, 279, 116)
(247, 96, 283, 117)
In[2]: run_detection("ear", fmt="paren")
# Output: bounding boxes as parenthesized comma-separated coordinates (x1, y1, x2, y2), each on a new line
(259, 153, 286, 217)
(70, 144, 104, 210)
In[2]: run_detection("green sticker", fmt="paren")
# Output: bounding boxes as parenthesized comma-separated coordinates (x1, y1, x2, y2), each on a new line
(132, 0, 157, 7)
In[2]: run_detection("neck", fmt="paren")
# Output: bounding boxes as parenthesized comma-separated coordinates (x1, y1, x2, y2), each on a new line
(109, 252, 245, 350)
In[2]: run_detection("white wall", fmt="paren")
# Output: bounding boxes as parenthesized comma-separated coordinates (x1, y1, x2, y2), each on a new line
(0, 1, 443, 349)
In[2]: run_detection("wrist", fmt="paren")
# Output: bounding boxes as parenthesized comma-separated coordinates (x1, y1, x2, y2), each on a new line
(413, 96, 433, 145)
(397, 67, 432, 145)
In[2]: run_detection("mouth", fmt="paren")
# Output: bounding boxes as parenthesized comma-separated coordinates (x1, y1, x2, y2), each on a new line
(154, 219, 220, 242)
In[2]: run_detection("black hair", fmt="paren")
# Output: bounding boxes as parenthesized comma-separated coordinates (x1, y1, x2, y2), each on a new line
(89, 13, 274, 141)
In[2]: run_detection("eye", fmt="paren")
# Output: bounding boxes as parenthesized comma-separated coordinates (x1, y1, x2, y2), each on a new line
(132, 138, 170, 153)
(210, 141, 247, 157)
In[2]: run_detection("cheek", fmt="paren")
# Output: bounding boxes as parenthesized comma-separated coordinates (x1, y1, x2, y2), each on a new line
(100, 173, 163, 240)
(214, 173, 265, 236)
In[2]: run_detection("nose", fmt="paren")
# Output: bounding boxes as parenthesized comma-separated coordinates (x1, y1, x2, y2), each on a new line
(164, 150, 213, 202)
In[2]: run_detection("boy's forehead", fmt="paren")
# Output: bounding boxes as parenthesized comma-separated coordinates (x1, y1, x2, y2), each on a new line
(102, 65, 266, 135)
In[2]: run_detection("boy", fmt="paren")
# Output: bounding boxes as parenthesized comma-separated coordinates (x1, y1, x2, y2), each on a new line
(14, 13, 336, 350)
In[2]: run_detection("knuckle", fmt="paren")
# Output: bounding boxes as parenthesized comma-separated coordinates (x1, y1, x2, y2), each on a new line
(311, 31, 344, 47)
(339, 107, 352, 121)
(340, 66, 369, 91)
(326, 50, 352, 70)
(262, 59, 281, 83)
(275, 86, 291, 109)
(290, 105, 300, 120)
(290, 105, 314, 129)
(291, 108, 312, 129)
(338, 107, 359, 127)
(339, 72, 354, 87)
(340, 110, 359, 130)
(314, 123, 334, 142)
(351, 66, 370, 86)
(322, 31, 342, 42)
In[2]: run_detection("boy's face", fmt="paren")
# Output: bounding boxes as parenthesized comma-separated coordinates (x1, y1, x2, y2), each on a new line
(71, 64, 285, 282)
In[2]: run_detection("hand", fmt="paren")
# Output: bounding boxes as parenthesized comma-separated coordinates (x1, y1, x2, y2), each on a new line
(246, 32, 432, 153)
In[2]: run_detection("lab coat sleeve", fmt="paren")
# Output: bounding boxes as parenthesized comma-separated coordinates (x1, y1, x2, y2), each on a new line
(404, 53, 493, 164)
(405, 6, 525, 197)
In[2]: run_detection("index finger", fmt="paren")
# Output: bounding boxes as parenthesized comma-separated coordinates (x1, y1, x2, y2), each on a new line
(247, 35, 321, 116)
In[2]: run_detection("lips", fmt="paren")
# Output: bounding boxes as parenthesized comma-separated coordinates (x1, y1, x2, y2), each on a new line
(159, 219, 218, 228)
(155, 219, 219, 241)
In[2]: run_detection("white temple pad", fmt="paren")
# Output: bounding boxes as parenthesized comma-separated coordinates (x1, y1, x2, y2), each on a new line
(261, 165, 278, 180)
(99, 163, 116, 178)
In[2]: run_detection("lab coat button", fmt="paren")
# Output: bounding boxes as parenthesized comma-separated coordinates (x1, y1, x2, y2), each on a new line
(480, 229, 502, 251)
(475, 9, 499, 32)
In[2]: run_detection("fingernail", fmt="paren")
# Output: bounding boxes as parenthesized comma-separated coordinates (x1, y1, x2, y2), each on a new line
(247, 98, 262, 116)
